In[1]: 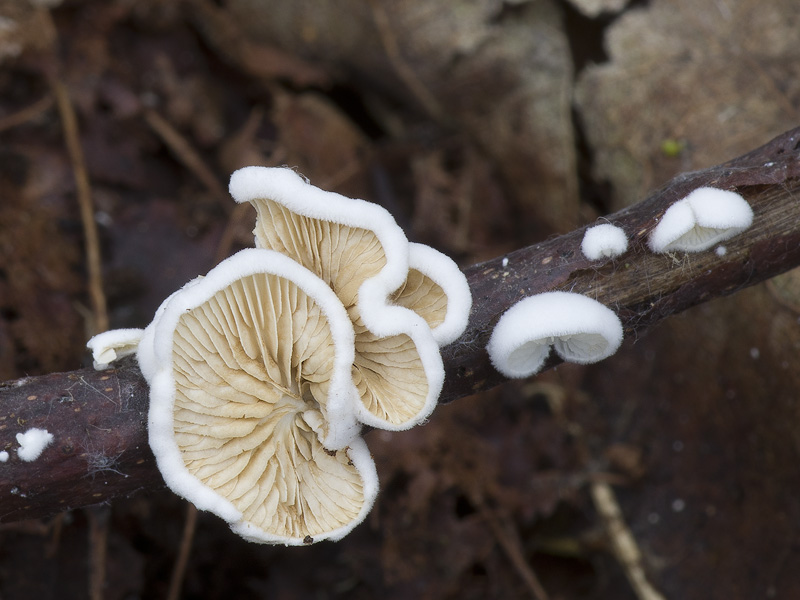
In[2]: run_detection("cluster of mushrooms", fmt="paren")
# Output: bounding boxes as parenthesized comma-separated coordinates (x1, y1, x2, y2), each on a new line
(90, 167, 472, 545)
(488, 186, 753, 379)
(89, 172, 752, 545)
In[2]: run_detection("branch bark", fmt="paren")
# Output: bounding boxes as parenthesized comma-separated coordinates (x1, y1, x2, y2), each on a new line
(2, 127, 800, 522)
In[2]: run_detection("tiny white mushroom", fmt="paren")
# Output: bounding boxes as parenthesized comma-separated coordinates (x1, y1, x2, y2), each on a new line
(0, 451, 9, 463)
(581, 223, 629, 260)
(487, 291, 624, 378)
(87, 328, 144, 370)
(16, 428, 54, 462)
(648, 187, 753, 253)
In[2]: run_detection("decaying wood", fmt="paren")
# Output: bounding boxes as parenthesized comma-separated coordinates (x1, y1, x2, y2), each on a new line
(1, 126, 799, 522)
(441, 126, 800, 401)
(0, 363, 159, 521)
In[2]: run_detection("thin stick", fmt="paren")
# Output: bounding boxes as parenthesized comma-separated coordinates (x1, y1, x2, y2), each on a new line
(0, 95, 54, 133)
(52, 79, 108, 334)
(166, 503, 199, 600)
(590, 482, 667, 600)
(545, 387, 667, 600)
(143, 109, 228, 202)
(477, 499, 550, 600)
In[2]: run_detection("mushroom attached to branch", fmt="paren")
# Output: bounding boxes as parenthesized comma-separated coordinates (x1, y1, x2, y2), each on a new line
(228, 166, 472, 431)
(16, 428, 54, 462)
(486, 291, 624, 378)
(581, 223, 629, 260)
(648, 187, 754, 253)
(87, 166, 472, 544)
(87, 328, 145, 370)
(136, 248, 378, 545)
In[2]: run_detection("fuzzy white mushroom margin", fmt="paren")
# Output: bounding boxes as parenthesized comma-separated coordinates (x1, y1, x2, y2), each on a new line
(581, 223, 628, 260)
(487, 291, 624, 378)
(231, 436, 379, 545)
(648, 187, 753, 253)
(86, 167, 472, 545)
(229, 166, 472, 431)
(407, 242, 472, 346)
(87, 328, 144, 370)
(136, 249, 378, 543)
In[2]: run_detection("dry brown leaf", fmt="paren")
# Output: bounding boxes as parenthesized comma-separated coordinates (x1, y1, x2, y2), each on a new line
(224, 0, 578, 236)
(576, 0, 800, 210)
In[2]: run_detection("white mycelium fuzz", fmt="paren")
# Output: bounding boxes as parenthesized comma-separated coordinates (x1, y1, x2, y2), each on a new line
(581, 223, 628, 260)
(16, 428, 54, 462)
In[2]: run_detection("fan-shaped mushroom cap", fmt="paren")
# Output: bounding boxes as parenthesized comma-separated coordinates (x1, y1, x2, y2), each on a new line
(87, 328, 144, 370)
(648, 187, 753, 253)
(581, 223, 628, 260)
(228, 166, 470, 431)
(138, 248, 378, 545)
(487, 291, 623, 378)
(397, 243, 472, 346)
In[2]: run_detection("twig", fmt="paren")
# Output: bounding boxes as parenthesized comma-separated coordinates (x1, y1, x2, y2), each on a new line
(590, 482, 667, 600)
(545, 383, 666, 600)
(166, 503, 198, 600)
(439, 126, 800, 402)
(52, 79, 109, 334)
(1, 127, 800, 520)
(143, 109, 229, 202)
(0, 94, 55, 133)
(476, 497, 550, 600)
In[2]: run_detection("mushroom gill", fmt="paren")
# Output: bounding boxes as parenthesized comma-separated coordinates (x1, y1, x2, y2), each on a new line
(390, 267, 449, 331)
(252, 199, 387, 309)
(171, 271, 367, 541)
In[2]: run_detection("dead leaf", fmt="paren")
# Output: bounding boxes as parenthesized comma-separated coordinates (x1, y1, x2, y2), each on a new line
(575, 0, 800, 210)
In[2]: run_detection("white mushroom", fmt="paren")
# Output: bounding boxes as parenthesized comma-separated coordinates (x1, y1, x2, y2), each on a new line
(487, 291, 624, 378)
(228, 166, 471, 431)
(581, 223, 629, 260)
(87, 328, 144, 370)
(648, 187, 753, 253)
(138, 248, 378, 545)
(397, 242, 473, 347)
(16, 428, 54, 462)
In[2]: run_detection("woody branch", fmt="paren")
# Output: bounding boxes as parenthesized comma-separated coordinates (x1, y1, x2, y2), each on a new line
(1, 126, 799, 522)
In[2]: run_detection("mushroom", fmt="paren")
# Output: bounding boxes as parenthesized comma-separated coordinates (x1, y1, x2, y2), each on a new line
(487, 291, 624, 378)
(228, 166, 471, 431)
(581, 223, 629, 260)
(399, 242, 473, 346)
(648, 187, 753, 253)
(87, 328, 144, 370)
(16, 428, 54, 462)
(137, 248, 378, 545)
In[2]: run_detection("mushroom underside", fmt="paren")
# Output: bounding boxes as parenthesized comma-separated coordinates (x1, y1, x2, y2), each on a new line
(663, 223, 746, 252)
(252, 199, 387, 309)
(171, 271, 368, 540)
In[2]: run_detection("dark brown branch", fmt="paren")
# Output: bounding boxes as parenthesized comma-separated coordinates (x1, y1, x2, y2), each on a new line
(0, 363, 159, 522)
(441, 126, 800, 401)
(2, 127, 800, 522)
